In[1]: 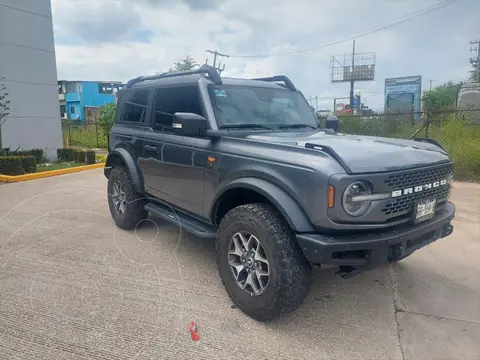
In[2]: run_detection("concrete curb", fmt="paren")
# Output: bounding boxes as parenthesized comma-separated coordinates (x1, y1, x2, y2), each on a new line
(0, 163, 105, 183)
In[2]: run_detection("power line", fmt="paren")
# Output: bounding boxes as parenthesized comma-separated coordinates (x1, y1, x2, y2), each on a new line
(205, 49, 229, 73)
(229, 0, 462, 58)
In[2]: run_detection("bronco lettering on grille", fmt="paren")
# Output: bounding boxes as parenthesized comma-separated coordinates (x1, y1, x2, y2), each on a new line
(391, 179, 448, 198)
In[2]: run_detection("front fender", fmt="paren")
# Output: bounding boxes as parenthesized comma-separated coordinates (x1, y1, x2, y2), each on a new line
(105, 148, 144, 194)
(211, 177, 315, 232)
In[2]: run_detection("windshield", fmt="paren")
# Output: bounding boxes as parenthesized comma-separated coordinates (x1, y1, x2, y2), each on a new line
(208, 85, 320, 129)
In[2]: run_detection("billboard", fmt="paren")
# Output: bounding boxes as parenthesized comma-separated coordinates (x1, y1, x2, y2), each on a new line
(384, 76, 422, 120)
(331, 53, 376, 83)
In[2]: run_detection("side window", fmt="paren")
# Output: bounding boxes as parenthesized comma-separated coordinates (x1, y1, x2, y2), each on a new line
(153, 87, 203, 132)
(120, 89, 150, 123)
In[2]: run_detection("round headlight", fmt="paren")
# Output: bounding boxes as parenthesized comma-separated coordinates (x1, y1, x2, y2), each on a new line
(342, 181, 372, 217)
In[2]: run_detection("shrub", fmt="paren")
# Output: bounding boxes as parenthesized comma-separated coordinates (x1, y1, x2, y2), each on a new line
(29, 149, 44, 164)
(20, 155, 37, 173)
(98, 103, 116, 136)
(74, 149, 86, 163)
(57, 148, 75, 162)
(85, 150, 96, 164)
(9, 149, 44, 164)
(0, 156, 25, 175)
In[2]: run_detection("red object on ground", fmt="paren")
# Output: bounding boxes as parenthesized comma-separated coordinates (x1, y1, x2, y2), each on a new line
(189, 321, 199, 341)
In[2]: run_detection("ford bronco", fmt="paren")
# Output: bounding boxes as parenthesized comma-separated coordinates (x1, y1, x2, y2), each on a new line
(105, 65, 455, 321)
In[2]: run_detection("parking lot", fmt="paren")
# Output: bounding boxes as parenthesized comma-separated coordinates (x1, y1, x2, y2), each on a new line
(0, 169, 479, 360)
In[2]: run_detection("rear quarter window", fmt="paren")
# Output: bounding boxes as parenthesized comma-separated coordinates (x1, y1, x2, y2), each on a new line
(117, 89, 150, 124)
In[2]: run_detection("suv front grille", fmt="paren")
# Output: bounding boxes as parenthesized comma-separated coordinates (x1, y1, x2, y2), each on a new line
(382, 185, 451, 216)
(384, 163, 453, 189)
(381, 163, 453, 217)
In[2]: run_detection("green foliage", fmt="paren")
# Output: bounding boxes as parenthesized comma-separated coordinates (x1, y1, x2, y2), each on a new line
(422, 81, 460, 111)
(0, 79, 10, 125)
(57, 148, 75, 162)
(469, 57, 479, 82)
(62, 121, 108, 148)
(85, 150, 96, 165)
(20, 155, 37, 173)
(8, 149, 44, 164)
(168, 56, 198, 72)
(337, 112, 480, 181)
(98, 103, 116, 136)
(0, 78, 11, 149)
(73, 149, 86, 163)
(0, 156, 24, 175)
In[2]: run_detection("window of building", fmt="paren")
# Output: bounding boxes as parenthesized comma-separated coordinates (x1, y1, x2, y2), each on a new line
(120, 89, 150, 123)
(70, 106, 75, 114)
(153, 87, 203, 131)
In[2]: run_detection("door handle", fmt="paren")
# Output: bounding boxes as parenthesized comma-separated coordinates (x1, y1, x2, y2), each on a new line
(144, 145, 157, 151)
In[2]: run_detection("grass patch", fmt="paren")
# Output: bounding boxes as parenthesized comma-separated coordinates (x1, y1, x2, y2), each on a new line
(62, 123, 107, 148)
(338, 114, 480, 180)
(37, 162, 84, 172)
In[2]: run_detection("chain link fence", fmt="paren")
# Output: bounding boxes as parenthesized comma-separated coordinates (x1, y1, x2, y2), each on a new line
(62, 108, 480, 180)
(61, 120, 107, 149)
(322, 108, 480, 180)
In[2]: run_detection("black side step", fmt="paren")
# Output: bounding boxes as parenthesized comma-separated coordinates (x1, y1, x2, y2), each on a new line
(144, 202, 217, 239)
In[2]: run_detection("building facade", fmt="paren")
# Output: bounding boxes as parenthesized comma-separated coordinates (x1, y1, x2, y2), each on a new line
(58, 81, 123, 121)
(0, 0, 62, 159)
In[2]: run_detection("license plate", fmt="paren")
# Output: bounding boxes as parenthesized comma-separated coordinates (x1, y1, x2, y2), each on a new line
(414, 198, 437, 223)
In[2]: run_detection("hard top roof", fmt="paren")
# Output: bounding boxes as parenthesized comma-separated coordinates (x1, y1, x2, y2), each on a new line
(122, 65, 297, 92)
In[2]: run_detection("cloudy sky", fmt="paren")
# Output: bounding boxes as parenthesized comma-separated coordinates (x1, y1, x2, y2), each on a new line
(51, 0, 478, 111)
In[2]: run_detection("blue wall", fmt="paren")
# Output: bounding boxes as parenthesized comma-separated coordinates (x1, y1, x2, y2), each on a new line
(64, 81, 120, 121)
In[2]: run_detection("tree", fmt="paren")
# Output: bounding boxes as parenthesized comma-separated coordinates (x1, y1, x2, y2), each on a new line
(469, 57, 479, 82)
(98, 103, 116, 136)
(0, 79, 10, 126)
(0, 78, 11, 148)
(422, 81, 461, 111)
(168, 56, 198, 72)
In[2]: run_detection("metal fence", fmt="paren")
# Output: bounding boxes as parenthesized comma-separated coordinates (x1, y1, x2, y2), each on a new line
(61, 108, 480, 180)
(61, 120, 106, 149)
(322, 108, 480, 179)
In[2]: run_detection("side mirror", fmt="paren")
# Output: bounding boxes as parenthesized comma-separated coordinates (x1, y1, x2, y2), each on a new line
(325, 115, 339, 132)
(172, 112, 208, 136)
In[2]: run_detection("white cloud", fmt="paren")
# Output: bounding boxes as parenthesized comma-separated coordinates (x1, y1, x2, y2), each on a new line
(51, 0, 478, 110)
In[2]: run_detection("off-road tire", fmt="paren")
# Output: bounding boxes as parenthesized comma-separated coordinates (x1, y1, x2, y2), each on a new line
(107, 165, 148, 230)
(216, 203, 312, 321)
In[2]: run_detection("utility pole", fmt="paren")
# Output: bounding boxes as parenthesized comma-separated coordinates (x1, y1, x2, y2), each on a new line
(350, 40, 356, 110)
(470, 40, 480, 82)
(429, 80, 435, 91)
(206, 50, 229, 74)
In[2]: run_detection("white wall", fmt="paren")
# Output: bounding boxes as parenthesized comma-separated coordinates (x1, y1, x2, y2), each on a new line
(0, 0, 62, 160)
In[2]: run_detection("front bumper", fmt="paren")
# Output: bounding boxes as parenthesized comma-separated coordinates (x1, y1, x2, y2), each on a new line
(296, 202, 455, 272)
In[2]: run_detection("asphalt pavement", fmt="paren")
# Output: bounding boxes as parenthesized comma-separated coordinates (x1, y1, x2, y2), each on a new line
(0, 169, 479, 359)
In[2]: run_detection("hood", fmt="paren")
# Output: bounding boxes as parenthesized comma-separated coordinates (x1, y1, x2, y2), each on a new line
(246, 131, 451, 174)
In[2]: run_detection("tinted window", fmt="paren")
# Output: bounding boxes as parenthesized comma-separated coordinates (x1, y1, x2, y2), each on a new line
(208, 85, 319, 129)
(153, 87, 203, 131)
(120, 89, 150, 123)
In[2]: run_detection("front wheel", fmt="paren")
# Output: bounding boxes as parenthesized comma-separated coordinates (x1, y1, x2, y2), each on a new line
(107, 165, 148, 230)
(216, 203, 312, 321)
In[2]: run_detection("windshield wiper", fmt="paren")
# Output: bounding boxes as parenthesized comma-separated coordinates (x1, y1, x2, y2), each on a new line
(219, 124, 273, 130)
(278, 124, 318, 130)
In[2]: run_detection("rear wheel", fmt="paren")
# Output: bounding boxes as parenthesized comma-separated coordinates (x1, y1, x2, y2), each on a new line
(216, 203, 312, 321)
(107, 165, 147, 230)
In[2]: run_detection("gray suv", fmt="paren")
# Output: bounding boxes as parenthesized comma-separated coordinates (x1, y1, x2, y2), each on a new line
(105, 65, 455, 321)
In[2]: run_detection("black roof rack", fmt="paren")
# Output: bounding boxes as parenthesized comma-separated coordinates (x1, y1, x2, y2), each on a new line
(251, 75, 296, 91)
(125, 65, 222, 88)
